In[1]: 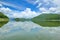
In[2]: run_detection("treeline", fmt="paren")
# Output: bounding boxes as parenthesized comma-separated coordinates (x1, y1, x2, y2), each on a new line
(14, 18, 31, 21)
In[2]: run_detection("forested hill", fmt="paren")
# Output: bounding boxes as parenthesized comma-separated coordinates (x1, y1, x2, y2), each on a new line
(0, 12, 8, 18)
(32, 14, 60, 21)
(0, 12, 9, 27)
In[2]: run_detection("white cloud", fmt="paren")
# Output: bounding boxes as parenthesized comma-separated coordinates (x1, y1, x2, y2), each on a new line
(0, 7, 12, 13)
(36, 3, 42, 8)
(0, 3, 3, 7)
(13, 8, 40, 18)
(34, 0, 60, 13)
(34, 0, 39, 4)
(53, 0, 60, 13)
(40, 7, 50, 13)
(0, 0, 60, 19)
(39, 7, 47, 12)
(0, 4, 40, 18)
(0, 8, 13, 18)
(52, 0, 60, 13)
(39, 7, 58, 13)
(0, 1, 25, 10)
(53, 0, 60, 6)
(0, 1, 41, 18)
(49, 7, 56, 12)
(39, 7, 50, 13)
(38, 0, 60, 13)
(26, 0, 60, 13)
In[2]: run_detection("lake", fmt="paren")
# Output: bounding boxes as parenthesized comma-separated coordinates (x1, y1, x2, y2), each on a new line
(0, 21, 60, 40)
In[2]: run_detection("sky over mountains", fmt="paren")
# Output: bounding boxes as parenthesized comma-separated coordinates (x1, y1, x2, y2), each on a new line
(0, 0, 60, 18)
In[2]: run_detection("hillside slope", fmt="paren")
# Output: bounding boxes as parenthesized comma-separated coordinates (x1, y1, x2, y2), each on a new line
(0, 12, 9, 27)
(32, 14, 60, 27)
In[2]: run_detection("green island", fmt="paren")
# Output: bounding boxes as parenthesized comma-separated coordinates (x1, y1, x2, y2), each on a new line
(0, 12, 9, 27)
(32, 14, 60, 27)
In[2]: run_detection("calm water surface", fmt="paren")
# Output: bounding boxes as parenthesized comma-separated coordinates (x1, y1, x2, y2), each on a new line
(0, 21, 60, 40)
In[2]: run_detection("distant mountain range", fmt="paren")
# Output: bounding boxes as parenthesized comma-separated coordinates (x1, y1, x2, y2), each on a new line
(14, 18, 31, 21)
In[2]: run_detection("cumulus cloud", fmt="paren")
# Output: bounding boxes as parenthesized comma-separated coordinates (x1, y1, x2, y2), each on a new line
(0, 4, 40, 18)
(13, 8, 40, 18)
(39, 7, 58, 13)
(53, 0, 60, 13)
(39, 7, 47, 12)
(0, 3, 12, 13)
(0, 4, 14, 17)
(0, 0, 60, 19)
(0, 7, 12, 13)
(28, 0, 59, 13)
(49, 7, 56, 11)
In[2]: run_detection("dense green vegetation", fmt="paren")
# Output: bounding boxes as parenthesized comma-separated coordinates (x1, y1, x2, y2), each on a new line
(32, 14, 60, 27)
(0, 12, 8, 18)
(14, 18, 31, 21)
(32, 14, 60, 21)
(33, 21, 60, 27)
(0, 12, 9, 27)
(14, 14, 60, 27)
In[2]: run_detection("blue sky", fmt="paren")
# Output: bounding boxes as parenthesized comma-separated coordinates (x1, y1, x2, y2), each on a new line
(0, 0, 60, 18)
(0, 0, 39, 11)
(0, 0, 56, 11)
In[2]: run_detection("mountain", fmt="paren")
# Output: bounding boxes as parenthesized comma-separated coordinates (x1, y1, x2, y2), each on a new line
(32, 14, 60, 27)
(14, 13, 60, 27)
(0, 12, 9, 27)
(32, 14, 60, 21)
(14, 18, 31, 21)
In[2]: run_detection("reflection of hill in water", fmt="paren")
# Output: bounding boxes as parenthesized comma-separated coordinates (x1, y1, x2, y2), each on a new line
(0, 21, 60, 40)
(15, 20, 60, 27)
(0, 12, 9, 27)
(14, 14, 60, 27)
(33, 21, 60, 27)
(32, 14, 60, 27)
(0, 21, 9, 27)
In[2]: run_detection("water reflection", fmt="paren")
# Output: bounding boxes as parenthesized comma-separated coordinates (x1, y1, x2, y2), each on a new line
(0, 21, 60, 40)
(0, 21, 41, 33)
(0, 21, 8, 27)
(33, 21, 60, 27)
